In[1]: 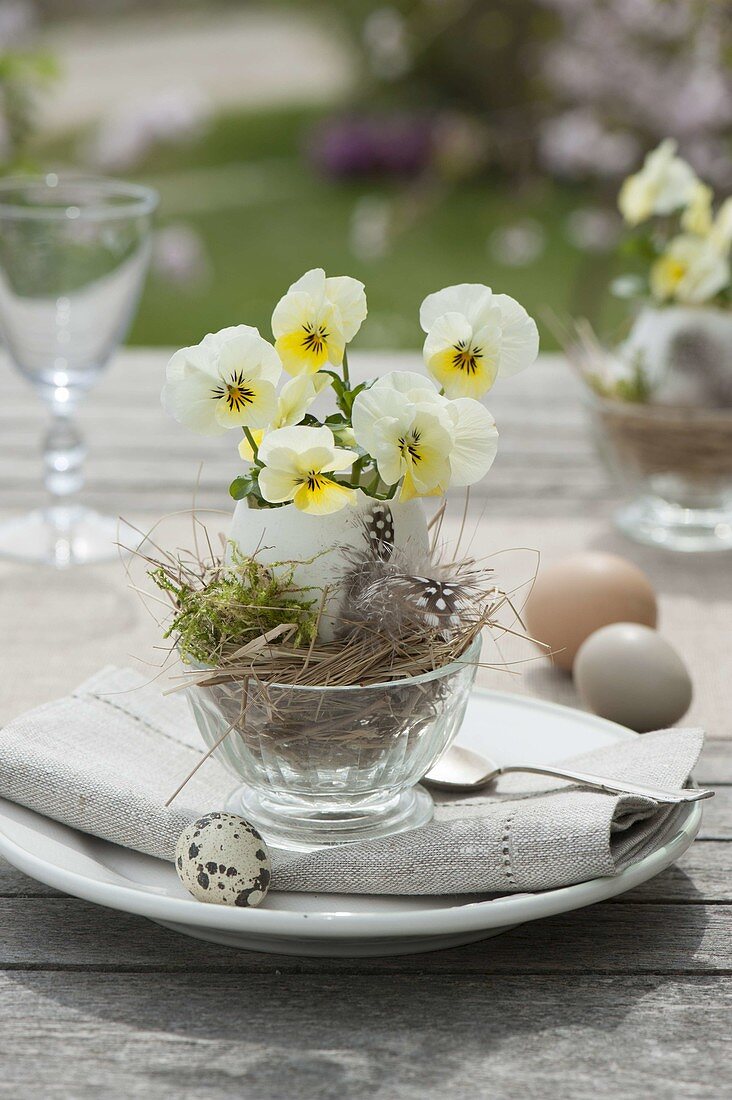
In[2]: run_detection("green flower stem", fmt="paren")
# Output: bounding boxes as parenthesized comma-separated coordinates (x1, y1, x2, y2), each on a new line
(350, 455, 367, 487)
(243, 426, 260, 462)
(342, 347, 350, 387)
(360, 471, 400, 501)
(366, 469, 381, 496)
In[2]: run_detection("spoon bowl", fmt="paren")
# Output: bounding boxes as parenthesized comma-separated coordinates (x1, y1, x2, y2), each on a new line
(423, 744, 713, 804)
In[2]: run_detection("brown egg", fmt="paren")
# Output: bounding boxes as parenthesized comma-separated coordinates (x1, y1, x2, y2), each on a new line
(524, 552, 658, 672)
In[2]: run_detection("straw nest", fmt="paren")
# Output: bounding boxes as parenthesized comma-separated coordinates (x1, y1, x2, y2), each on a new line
(123, 510, 541, 801)
(591, 396, 732, 487)
(146, 545, 509, 694)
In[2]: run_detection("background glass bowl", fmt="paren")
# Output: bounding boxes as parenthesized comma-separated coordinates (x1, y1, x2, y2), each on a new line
(185, 636, 481, 851)
(587, 392, 732, 553)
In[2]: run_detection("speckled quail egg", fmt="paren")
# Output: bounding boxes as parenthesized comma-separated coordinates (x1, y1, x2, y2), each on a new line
(175, 812, 271, 907)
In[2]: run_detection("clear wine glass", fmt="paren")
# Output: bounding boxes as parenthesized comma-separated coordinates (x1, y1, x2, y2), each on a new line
(0, 173, 158, 566)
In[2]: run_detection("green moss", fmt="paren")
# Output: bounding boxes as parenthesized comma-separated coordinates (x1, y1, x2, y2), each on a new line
(588, 353, 652, 404)
(615, 368, 652, 403)
(150, 553, 318, 666)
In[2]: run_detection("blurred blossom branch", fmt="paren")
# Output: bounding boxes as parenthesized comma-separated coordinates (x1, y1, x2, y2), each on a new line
(326, 0, 730, 189)
(537, 0, 732, 186)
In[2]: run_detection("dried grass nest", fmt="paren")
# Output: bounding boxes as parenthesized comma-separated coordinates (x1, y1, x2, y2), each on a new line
(591, 395, 732, 486)
(124, 511, 540, 801)
(132, 519, 531, 695)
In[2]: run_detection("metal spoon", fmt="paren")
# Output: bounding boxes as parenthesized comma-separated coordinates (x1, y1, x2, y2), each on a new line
(423, 745, 713, 805)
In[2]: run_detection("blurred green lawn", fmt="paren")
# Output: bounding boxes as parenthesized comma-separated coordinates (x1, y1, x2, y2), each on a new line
(72, 108, 622, 351)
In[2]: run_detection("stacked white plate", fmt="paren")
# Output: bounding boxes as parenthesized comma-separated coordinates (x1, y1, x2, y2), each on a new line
(0, 691, 699, 956)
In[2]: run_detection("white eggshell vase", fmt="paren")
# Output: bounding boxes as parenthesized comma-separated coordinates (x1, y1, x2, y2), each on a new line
(622, 305, 732, 407)
(227, 491, 430, 641)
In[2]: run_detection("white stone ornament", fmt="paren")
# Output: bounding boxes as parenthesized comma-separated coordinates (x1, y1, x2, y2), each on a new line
(175, 812, 271, 907)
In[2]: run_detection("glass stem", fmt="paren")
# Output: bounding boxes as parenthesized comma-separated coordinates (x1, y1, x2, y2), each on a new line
(43, 405, 86, 511)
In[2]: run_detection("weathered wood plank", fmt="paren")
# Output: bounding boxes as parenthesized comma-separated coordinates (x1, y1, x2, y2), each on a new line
(1, 351, 614, 512)
(696, 787, 732, 839)
(0, 898, 728, 974)
(0, 973, 729, 1099)
(612, 841, 732, 903)
(0, 861, 59, 898)
(697, 740, 732, 784)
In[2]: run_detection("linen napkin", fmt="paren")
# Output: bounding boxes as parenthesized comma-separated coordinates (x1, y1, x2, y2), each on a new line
(0, 666, 705, 895)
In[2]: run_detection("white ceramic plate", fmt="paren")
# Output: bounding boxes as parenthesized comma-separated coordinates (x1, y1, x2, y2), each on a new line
(0, 690, 700, 957)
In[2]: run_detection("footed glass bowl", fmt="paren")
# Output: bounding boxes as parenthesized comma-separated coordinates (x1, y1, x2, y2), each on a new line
(587, 393, 732, 552)
(185, 637, 480, 851)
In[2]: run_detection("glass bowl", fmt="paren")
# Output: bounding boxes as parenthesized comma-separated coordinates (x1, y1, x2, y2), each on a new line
(185, 636, 481, 851)
(586, 392, 732, 552)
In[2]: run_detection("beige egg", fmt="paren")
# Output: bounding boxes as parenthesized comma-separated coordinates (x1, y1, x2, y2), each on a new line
(524, 552, 658, 671)
(574, 623, 692, 733)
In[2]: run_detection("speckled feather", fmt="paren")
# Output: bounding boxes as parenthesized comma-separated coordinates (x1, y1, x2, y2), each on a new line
(337, 504, 484, 636)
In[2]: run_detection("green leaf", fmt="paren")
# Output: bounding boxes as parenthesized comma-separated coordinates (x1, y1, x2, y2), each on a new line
(348, 381, 368, 401)
(619, 233, 659, 262)
(341, 379, 371, 416)
(229, 475, 256, 500)
(320, 369, 344, 392)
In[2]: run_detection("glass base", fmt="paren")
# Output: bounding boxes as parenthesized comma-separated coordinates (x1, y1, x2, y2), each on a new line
(226, 784, 434, 853)
(615, 495, 732, 553)
(0, 506, 134, 566)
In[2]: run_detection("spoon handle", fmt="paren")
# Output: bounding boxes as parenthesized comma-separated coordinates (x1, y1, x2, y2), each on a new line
(498, 765, 713, 804)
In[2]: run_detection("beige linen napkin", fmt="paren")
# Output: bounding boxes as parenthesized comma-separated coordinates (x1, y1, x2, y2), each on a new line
(0, 667, 704, 895)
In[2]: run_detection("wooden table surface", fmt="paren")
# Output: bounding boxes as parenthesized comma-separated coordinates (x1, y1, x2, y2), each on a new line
(1, 350, 731, 1099)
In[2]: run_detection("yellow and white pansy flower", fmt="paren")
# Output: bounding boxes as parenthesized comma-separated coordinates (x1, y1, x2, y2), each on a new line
(650, 234, 731, 305)
(710, 197, 732, 254)
(442, 397, 498, 487)
(238, 373, 331, 461)
(257, 425, 358, 515)
(618, 139, 697, 226)
(681, 180, 714, 236)
(359, 405, 453, 502)
(352, 371, 498, 501)
(419, 283, 539, 400)
(271, 268, 367, 376)
(163, 325, 281, 436)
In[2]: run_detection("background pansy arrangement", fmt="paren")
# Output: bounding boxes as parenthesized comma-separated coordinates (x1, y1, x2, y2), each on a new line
(562, 140, 732, 410)
(162, 268, 539, 515)
(616, 139, 731, 310)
